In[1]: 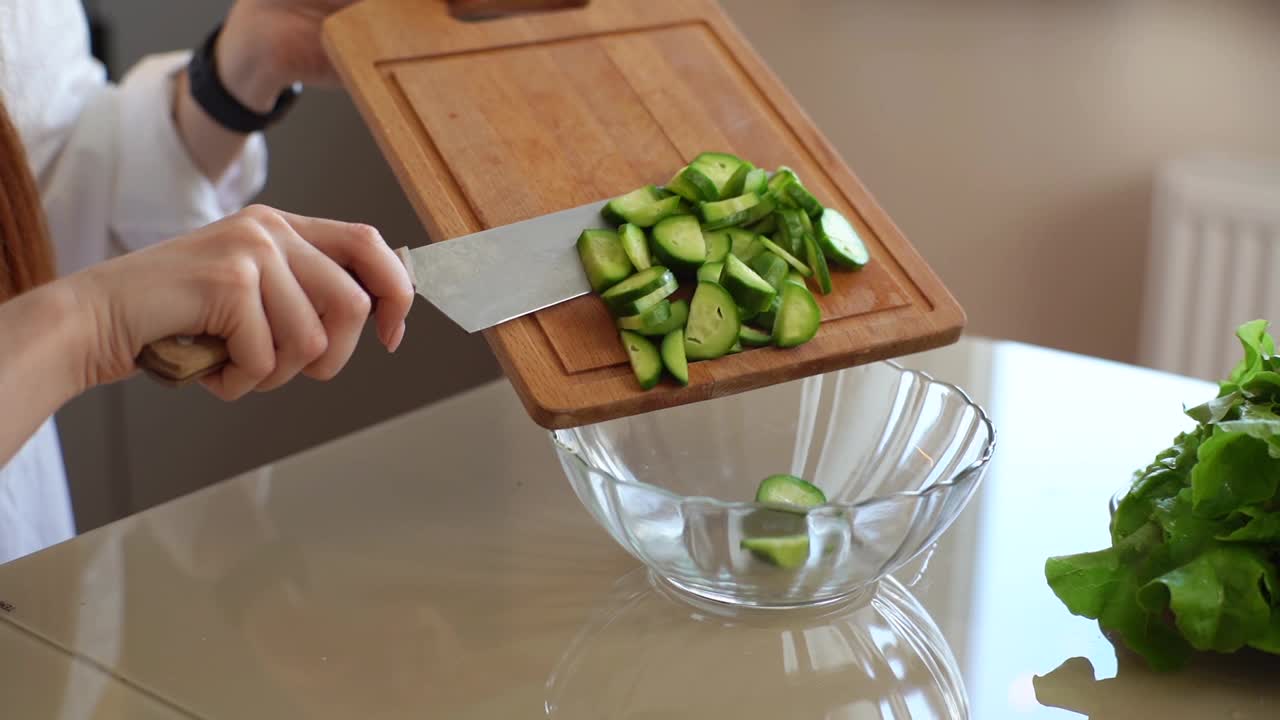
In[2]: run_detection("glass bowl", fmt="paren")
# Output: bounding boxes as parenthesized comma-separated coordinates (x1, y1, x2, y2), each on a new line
(551, 360, 996, 608)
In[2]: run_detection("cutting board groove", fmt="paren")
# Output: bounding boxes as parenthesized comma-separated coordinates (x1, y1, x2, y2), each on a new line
(323, 0, 964, 428)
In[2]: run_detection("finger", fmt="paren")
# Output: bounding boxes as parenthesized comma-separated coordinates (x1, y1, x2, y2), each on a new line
(274, 212, 414, 351)
(253, 237, 329, 392)
(279, 236, 370, 381)
(198, 266, 276, 401)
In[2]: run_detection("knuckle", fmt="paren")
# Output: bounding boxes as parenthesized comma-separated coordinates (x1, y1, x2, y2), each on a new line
(346, 286, 373, 317)
(299, 329, 329, 363)
(213, 255, 261, 294)
(349, 223, 385, 252)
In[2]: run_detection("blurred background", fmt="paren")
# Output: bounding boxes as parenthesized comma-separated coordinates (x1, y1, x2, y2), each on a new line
(64, 0, 1280, 531)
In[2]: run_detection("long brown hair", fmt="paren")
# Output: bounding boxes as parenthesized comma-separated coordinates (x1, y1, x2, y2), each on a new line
(0, 98, 55, 302)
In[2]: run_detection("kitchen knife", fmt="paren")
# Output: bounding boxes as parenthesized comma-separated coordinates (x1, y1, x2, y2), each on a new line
(137, 198, 607, 385)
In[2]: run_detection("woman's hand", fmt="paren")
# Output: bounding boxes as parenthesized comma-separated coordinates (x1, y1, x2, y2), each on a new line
(215, 0, 359, 114)
(72, 204, 414, 400)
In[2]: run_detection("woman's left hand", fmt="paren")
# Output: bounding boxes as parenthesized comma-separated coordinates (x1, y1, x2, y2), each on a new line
(215, 0, 359, 114)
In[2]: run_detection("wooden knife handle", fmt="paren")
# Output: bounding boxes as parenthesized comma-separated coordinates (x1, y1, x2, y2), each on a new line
(137, 335, 230, 386)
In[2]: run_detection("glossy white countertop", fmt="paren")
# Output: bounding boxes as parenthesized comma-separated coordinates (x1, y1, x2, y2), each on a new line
(2, 337, 1278, 719)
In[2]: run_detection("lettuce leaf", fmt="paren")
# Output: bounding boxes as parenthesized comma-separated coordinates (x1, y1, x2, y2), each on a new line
(1046, 319, 1280, 671)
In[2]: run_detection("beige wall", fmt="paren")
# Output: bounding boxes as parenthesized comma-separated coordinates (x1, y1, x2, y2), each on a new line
(58, 0, 1280, 529)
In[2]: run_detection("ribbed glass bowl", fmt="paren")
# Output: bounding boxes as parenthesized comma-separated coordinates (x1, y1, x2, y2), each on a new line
(552, 361, 996, 608)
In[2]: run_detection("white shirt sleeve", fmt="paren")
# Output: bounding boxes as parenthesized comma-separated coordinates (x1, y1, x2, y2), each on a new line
(0, 0, 268, 275)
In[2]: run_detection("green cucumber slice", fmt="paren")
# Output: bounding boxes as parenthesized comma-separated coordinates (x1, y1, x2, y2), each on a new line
(741, 167, 768, 196)
(618, 223, 651, 271)
(768, 167, 801, 200)
(721, 254, 777, 314)
(698, 192, 765, 231)
(774, 282, 821, 348)
(576, 229, 633, 293)
(759, 236, 812, 277)
(637, 298, 688, 337)
(678, 165, 720, 202)
(753, 294, 781, 332)
(664, 169, 704, 203)
(728, 340, 744, 354)
(784, 182, 823, 218)
(684, 281, 741, 360)
(600, 266, 676, 314)
(785, 271, 808, 288)
(777, 208, 808, 257)
(817, 208, 871, 269)
(620, 330, 662, 390)
(690, 152, 744, 199)
(661, 329, 689, 385)
(748, 251, 789, 291)
(755, 474, 827, 507)
(738, 325, 772, 347)
(722, 161, 756, 198)
(740, 535, 809, 569)
(728, 228, 759, 262)
(603, 186, 682, 227)
(703, 229, 731, 263)
(651, 215, 707, 273)
(803, 231, 833, 295)
(616, 299, 672, 331)
(739, 193, 776, 227)
(745, 211, 777, 236)
(698, 262, 724, 284)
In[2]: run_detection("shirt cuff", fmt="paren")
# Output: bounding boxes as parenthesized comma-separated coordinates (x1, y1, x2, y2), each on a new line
(109, 50, 268, 250)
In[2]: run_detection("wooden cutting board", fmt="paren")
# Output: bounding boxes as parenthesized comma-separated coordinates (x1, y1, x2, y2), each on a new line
(321, 0, 965, 429)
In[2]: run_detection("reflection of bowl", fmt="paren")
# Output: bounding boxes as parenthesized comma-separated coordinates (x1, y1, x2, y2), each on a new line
(545, 567, 969, 719)
(552, 362, 995, 607)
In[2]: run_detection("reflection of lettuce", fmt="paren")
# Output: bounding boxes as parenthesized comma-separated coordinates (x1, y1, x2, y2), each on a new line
(1046, 320, 1280, 671)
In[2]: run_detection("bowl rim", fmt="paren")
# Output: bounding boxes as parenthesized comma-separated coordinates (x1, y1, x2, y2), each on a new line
(549, 360, 997, 514)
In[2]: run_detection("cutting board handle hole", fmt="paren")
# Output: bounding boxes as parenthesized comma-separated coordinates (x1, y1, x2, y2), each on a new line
(447, 0, 589, 23)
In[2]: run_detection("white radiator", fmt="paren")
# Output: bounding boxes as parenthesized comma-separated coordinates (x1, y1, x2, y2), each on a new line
(1139, 154, 1280, 381)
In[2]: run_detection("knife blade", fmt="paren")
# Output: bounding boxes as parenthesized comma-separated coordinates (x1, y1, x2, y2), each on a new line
(397, 198, 603, 333)
(136, 198, 608, 385)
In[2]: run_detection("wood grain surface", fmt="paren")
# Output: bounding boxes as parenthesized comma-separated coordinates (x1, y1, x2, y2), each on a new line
(322, 0, 965, 428)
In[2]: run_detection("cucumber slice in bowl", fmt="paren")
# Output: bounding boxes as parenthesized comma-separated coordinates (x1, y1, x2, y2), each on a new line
(774, 282, 821, 348)
(660, 329, 689, 385)
(616, 299, 672, 331)
(741, 474, 826, 568)
(651, 215, 707, 273)
(817, 208, 871, 269)
(603, 185, 682, 227)
(576, 229, 633, 293)
(721, 254, 777, 315)
(618, 223, 651, 271)
(697, 262, 724, 284)
(755, 474, 827, 508)
(619, 330, 662, 390)
(637, 298, 688, 337)
(684, 281, 741, 360)
(740, 535, 809, 569)
(600, 266, 676, 316)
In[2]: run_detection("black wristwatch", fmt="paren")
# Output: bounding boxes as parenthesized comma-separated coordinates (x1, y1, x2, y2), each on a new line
(186, 23, 300, 134)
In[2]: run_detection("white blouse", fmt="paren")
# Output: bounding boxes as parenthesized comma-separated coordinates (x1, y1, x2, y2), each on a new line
(0, 0, 267, 564)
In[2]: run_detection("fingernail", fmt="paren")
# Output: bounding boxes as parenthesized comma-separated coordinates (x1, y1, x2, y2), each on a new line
(390, 322, 406, 353)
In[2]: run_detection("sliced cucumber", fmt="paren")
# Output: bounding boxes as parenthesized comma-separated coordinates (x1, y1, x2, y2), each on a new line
(741, 535, 809, 569)
(698, 262, 724, 284)
(749, 251, 789, 291)
(604, 186, 682, 227)
(759, 236, 812, 277)
(620, 330, 662, 390)
(738, 325, 772, 347)
(721, 254, 777, 315)
(753, 295, 781, 332)
(616, 299, 672, 331)
(769, 173, 823, 218)
(728, 228, 760, 262)
(755, 474, 827, 508)
(684, 281, 741, 360)
(690, 151, 744, 199)
(576, 229, 633, 293)
(774, 282, 821, 348)
(740, 193, 776, 227)
(703, 229, 731, 264)
(661, 329, 689, 385)
(664, 169, 704, 203)
(722, 161, 756, 198)
(741, 167, 768, 196)
(785, 271, 808, 288)
(677, 165, 720, 202)
(651, 215, 707, 273)
(637, 298, 688, 337)
(600, 266, 676, 315)
(618, 223, 652, 271)
(728, 340, 744, 354)
(745, 211, 777, 236)
(777, 208, 808, 258)
(803, 231, 833, 295)
(767, 166, 801, 200)
(699, 192, 767, 231)
(817, 208, 870, 269)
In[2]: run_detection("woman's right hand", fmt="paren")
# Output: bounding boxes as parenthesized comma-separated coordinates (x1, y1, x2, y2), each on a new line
(70, 204, 415, 400)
